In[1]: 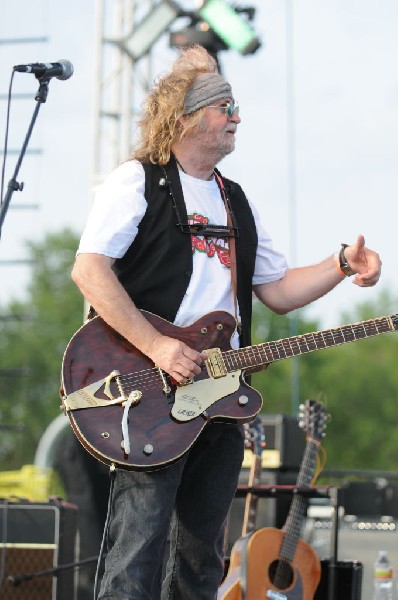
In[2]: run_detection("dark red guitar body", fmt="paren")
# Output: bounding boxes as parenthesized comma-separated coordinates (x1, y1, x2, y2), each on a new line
(61, 311, 263, 470)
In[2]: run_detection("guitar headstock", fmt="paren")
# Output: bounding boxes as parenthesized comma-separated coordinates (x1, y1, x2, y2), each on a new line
(298, 399, 329, 442)
(243, 416, 265, 457)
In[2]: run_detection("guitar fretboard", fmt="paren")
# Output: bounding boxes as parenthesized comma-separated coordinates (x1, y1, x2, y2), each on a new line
(223, 314, 398, 373)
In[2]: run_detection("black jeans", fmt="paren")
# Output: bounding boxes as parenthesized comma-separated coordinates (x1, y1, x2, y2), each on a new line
(98, 422, 244, 600)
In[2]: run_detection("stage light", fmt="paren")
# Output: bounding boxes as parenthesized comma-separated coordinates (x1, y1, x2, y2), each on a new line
(170, 23, 228, 54)
(198, 0, 261, 55)
(123, 0, 181, 60)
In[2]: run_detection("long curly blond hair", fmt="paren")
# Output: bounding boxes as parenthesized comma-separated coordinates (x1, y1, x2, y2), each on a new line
(132, 45, 218, 165)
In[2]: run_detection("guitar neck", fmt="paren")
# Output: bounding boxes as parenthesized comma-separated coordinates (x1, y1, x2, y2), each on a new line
(223, 313, 398, 373)
(279, 440, 320, 562)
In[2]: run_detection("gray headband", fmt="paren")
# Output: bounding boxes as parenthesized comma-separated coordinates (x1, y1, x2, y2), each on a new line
(184, 72, 233, 115)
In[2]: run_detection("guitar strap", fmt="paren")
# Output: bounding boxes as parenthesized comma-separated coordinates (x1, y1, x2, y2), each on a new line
(214, 170, 239, 328)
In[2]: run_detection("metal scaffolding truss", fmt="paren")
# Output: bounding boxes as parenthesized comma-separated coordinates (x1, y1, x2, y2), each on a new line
(92, 0, 159, 187)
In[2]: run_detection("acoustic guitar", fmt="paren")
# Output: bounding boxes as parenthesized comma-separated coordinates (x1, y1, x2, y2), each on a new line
(60, 309, 397, 470)
(219, 400, 328, 600)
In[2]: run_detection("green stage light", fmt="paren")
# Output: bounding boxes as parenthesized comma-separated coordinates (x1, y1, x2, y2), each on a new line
(198, 0, 261, 55)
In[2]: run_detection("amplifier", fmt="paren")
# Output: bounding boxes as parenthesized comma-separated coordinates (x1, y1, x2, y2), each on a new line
(342, 479, 398, 518)
(0, 497, 78, 600)
(259, 413, 305, 470)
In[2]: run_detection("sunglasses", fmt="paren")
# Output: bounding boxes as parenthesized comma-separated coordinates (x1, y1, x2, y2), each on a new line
(206, 100, 240, 117)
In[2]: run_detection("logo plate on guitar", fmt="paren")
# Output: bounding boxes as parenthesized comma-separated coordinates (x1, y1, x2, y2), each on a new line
(172, 372, 241, 421)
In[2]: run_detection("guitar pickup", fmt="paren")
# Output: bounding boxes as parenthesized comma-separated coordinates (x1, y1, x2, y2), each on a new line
(203, 348, 227, 379)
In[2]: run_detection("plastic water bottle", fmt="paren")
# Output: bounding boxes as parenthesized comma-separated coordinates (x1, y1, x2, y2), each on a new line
(373, 550, 394, 600)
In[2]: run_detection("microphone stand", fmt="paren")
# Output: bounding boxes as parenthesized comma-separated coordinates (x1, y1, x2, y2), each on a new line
(6, 555, 99, 587)
(0, 75, 51, 239)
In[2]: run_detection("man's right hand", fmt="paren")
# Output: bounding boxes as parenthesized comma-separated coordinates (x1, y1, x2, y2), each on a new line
(147, 335, 207, 384)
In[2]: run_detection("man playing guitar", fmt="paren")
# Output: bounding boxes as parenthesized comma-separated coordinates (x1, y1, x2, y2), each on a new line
(71, 44, 381, 600)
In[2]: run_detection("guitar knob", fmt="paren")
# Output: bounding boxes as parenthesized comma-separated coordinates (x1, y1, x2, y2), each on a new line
(143, 444, 154, 455)
(238, 395, 249, 406)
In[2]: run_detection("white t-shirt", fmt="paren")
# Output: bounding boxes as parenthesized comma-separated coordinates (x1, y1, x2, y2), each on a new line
(78, 160, 288, 343)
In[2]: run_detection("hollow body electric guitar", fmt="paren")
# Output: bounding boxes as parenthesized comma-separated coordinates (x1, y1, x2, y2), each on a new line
(60, 309, 398, 471)
(218, 400, 328, 600)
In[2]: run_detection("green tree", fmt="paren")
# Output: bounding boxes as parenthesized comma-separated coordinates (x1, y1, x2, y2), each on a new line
(250, 292, 398, 471)
(0, 229, 83, 468)
(250, 301, 320, 416)
(312, 291, 398, 470)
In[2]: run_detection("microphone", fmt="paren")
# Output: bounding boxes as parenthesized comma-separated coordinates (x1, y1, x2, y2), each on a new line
(13, 59, 74, 81)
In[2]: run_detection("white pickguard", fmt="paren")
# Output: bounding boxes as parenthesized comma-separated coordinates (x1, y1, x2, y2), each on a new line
(171, 371, 241, 422)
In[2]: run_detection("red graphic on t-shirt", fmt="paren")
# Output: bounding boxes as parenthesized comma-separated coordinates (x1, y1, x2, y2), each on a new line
(188, 213, 230, 268)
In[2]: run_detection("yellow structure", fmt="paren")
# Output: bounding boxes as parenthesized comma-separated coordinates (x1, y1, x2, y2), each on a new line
(0, 464, 64, 502)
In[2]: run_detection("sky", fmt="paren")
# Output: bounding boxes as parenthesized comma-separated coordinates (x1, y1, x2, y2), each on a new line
(0, 0, 398, 329)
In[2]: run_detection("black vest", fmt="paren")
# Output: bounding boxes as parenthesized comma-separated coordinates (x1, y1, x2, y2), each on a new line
(113, 157, 258, 347)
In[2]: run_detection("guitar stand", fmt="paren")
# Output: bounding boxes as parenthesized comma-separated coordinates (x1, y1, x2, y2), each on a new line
(233, 484, 344, 600)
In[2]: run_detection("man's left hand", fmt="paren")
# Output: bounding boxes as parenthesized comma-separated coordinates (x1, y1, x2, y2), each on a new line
(344, 234, 382, 287)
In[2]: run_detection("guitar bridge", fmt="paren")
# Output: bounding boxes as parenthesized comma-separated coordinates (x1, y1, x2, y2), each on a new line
(203, 348, 227, 378)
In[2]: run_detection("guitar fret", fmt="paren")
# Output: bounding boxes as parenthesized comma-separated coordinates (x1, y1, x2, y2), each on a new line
(251, 345, 263, 367)
(282, 339, 294, 357)
(268, 341, 283, 360)
(224, 351, 239, 370)
(297, 335, 311, 353)
(275, 340, 286, 358)
(245, 346, 261, 367)
(235, 350, 244, 368)
(259, 344, 274, 363)
(341, 325, 356, 342)
(313, 331, 327, 348)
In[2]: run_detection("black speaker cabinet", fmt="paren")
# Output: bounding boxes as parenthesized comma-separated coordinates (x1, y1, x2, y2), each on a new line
(0, 498, 78, 600)
(260, 413, 306, 470)
(315, 560, 363, 600)
(342, 480, 398, 518)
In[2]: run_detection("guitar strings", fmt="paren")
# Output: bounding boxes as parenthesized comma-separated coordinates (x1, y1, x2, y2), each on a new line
(120, 368, 165, 392)
(103, 316, 393, 400)
(224, 316, 393, 369)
